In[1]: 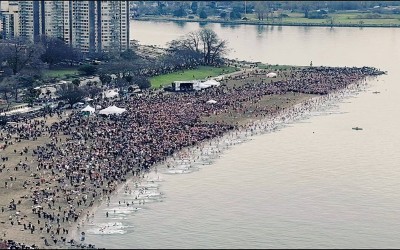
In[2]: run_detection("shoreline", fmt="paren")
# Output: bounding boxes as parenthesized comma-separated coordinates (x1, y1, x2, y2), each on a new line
(132, 17, 400, 29)
(0, 64, 383, 249)
(78, 72, 376, 248)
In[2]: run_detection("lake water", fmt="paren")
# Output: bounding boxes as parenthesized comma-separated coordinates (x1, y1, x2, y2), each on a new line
(82, 21, 400, 249)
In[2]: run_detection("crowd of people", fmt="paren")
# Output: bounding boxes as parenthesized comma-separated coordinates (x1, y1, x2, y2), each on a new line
(0, 239, 37, 249)
(0, 65, 383, 248)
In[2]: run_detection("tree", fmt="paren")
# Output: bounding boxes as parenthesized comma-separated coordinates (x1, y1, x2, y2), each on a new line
(12, 74, 37, 102)
(72, 79, 80, 86)
(220, 11, 228, 19)
(120, 49, 140, 61)
(99, 74, 112, 85)
(0, 37, 45, 76)
(191, 1, 198, 14)
(167, 28, 228, 66)
(124, 75, 133, 85)
(230, 11, 242, 20)
(254, 1, 268, 21)
(78, 64, 97, 76)
(208, 1, 217, 9)
(24, 87, 41, 105)
(82, 85, 102, 99)
(199, 9, 208, 19)
(135, 76, 151, 89)
(199, 28, 229, 65)
(301, 2, 312, 18)
(56, 83, 86, 106)
(156, 1, 167, 15)
(38, 35, 79, 68)
(0, 79, 14, 105)
(173, 5, 187, 17)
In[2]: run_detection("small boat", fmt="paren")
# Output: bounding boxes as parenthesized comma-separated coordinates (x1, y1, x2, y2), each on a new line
(352, 127, 363, 130)
(372, 91, 380, 94)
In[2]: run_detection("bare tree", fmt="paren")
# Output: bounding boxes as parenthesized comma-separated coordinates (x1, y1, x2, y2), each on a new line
(82, 85, 102, 99)
(56, 83, 86, 106)
(0, 37, 44, 75)
(38, 35, 80, 68)
(254, 1, 268, 21)
(0, 79, 13, 106)
(167, 28, 228, 66)
(199, 28, 228, 65)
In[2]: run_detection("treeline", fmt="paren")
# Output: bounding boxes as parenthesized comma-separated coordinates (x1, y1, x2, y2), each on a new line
(131, 1, 400, 19)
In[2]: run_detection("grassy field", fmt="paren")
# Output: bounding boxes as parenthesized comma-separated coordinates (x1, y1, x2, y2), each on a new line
(42, 68, 80, 80)
(149, 65, 239, 88)
(272, 11, 400, 26)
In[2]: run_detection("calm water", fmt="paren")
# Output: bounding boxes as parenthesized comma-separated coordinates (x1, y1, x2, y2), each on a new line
(82, 21, 400, 249)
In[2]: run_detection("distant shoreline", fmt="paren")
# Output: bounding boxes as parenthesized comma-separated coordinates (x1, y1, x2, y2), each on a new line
(132, 16, 400, 28)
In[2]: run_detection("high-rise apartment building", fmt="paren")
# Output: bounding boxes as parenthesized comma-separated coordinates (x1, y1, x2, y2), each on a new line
(63, 1, 130, 54)
(0, 0, 19, 39)
(15, 0, 130, 54)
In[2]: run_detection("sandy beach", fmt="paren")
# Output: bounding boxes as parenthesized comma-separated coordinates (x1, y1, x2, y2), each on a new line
(0, 64, 382, 249)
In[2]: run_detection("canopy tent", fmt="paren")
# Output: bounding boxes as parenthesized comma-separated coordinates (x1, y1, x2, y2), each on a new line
(83, 97, 93, 102)
(203, 79, 221, 87)
(206, 99, 217, 104)
(99, 105, 126, 115)
(266, 72, 277, 78)
(198, 82, 212, 88)
(81, 105, 95, 114)
(103, 89, 119, 98)
(202, 81, 212, 88)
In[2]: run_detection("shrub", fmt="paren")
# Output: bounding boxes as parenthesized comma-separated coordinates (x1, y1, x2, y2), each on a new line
(78, 64, 97, 76)
(135, 76, 151, 89)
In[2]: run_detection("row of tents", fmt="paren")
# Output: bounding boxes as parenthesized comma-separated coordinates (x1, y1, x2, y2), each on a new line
(81, 105, 126, 115)
(193, 79, 221, 90)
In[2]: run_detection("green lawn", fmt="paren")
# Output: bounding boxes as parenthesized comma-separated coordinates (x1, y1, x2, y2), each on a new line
(149, 66, 239, 88)
(43, 68, 80, 80)
(246, 11, 400, 26)
(146, 11, 400, 27)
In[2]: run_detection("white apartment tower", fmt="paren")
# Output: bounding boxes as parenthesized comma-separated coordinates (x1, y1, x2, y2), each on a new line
(0, 1, 19, 39)
(16, 0, 130, 54)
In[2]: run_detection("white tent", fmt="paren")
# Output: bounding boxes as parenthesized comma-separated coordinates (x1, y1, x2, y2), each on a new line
(81, 105, 95, 114)
(206, 99, 217, 104)
(99, 105, 126, 115)
(266, 72, 277, 78)
(193, 82, 208, 90)
(204, 79, 221, 87)
(83, 97, 93, 102)
(104, 89, 119, 98)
